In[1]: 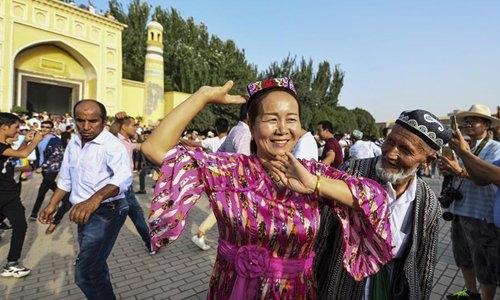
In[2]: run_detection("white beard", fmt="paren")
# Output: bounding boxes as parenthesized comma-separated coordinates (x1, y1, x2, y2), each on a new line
(375, 157, 418, 184)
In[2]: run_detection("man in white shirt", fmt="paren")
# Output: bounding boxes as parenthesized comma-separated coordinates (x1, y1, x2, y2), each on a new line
(218, 104, 251, 155)
(292, 128, 318, 160)
(39, 100, 132, 300)
(349, 129, 381, 160)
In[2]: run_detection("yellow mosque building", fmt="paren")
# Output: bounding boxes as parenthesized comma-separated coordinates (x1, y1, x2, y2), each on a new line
(0, 0, 189, 125)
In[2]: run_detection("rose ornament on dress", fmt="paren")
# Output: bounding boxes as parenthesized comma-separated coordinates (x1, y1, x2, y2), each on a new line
(234, 245, 270, 278)
(230, 245, 271, 299)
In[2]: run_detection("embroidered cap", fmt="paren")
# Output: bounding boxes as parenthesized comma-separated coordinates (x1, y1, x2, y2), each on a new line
(246, 77, 296, 100)
(395, 109, 452, 150)
(352, 129, 363, 140)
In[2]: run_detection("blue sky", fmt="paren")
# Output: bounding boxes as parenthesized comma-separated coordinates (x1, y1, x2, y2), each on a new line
(91, 0, 500, 122)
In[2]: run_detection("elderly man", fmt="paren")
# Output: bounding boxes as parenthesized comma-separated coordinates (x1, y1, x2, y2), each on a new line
(439, 104, 500, 300)
(39, 100, 132, 300)
(315, 109, 452, 300)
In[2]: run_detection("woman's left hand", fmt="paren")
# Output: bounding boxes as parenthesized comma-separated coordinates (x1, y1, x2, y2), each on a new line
(269, 152, 317, 195)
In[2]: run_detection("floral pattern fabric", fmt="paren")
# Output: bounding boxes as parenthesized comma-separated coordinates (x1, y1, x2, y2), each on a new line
(149, 145, 392, 299)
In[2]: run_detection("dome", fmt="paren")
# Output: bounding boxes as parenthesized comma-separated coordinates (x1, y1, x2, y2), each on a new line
(147, 21, 163, 31)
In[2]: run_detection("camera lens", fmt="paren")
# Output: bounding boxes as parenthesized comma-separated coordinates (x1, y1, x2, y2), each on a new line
(442, 211, 454, 221)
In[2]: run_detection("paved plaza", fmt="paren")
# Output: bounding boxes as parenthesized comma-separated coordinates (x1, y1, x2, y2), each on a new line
(1, 173, 499, 299)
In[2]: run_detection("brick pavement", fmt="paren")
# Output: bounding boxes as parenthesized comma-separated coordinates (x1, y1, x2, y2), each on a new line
(0, 174, 499, 299)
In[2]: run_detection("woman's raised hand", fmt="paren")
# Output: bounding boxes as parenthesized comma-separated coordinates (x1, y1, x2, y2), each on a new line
(270, 152, 317, 195)
(197, 80, 246, 106)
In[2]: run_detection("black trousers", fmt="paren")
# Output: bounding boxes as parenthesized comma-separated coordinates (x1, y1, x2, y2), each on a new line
(0, 194, 27, 262)
(31, 172, 58, 217)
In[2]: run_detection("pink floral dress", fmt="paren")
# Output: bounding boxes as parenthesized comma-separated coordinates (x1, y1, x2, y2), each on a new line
(149, 145, 392, 299)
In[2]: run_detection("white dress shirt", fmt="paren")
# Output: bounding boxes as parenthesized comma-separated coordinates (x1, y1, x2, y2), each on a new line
(385, 175, 417, 258)
(57, 129, 132, 205)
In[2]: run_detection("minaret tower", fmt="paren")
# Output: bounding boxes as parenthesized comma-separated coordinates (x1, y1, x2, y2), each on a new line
(143, 20, 164, 126)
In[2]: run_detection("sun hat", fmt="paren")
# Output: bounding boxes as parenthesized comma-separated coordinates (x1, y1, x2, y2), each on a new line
(455, 104, 500, 127)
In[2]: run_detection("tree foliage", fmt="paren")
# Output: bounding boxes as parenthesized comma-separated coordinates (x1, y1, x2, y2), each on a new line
(259, 55, 345, 130)
(109, 0, 379, 136)
(109, 0, 149, 81)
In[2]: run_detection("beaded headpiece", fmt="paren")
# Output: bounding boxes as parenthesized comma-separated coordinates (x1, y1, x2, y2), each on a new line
(246, 77, 296, 100)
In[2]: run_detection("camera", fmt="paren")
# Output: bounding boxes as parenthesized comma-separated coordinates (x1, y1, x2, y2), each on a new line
(438, 186, 463, 208)
(442, 211, 454, 221)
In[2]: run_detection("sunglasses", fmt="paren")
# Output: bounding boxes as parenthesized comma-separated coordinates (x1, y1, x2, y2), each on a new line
(41, 126, 53, 129)
(461, 118, 485, 126)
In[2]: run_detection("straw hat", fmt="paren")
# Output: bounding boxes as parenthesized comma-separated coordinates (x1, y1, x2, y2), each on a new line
(456, 104, 500, 127)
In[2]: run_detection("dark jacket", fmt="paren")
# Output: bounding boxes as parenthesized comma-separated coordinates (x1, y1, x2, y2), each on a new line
(35, 134, 64, 173)
(314, 157, 440, 300)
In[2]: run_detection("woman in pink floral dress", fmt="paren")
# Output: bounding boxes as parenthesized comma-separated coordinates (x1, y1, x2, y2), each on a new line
(142, 78, 393, 299)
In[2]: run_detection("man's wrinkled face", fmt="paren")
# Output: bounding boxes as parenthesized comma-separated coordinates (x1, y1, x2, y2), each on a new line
(377, 125, 432, 184)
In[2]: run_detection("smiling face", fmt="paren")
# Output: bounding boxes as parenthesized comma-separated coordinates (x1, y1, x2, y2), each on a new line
(40, 122, 54, 137)
(377, 124, 435, 184)
(249, 91, 301, 161)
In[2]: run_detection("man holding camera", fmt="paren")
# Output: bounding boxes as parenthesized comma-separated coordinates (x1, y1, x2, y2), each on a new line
(315, 109, 452, 300)
(439, 104, 500, 300)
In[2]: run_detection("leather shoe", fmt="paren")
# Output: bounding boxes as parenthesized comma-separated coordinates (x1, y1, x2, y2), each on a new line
(45, 223, 57, 235)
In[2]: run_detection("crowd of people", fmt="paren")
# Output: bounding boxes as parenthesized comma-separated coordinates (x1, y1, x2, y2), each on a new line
(0, 77, 500, 299)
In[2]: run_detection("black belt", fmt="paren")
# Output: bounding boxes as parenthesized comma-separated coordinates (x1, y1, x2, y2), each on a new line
(100, 198, 124, 209)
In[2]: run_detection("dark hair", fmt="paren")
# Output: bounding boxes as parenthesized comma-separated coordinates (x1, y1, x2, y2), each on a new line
(66, 125, 73, 130)
(215, 118, 229, 134)
(0, 112, 21, 126)
(238, 104, 248, 121)
(108, 116, 134, 136)
(382, 127, 391, 137)
(73, 99, 107, 122)
(247, 87, 301, 126)
(41, 120, 54, 128)
(334, 133, 344, 140)
(142, 130, 152, 135)
(317, 120, 333, 133)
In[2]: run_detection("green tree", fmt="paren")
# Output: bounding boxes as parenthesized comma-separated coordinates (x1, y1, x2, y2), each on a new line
(260, 56, 345, 130)
(107, 0, 378, 134)
(151, 6, 257, 130)
(109, 0, 149, 81)
(351, 107, 378, 138)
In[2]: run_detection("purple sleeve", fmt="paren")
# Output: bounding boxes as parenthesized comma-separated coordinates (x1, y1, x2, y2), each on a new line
(149, 145, 210, 251)
(310, 161, 393, 280)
